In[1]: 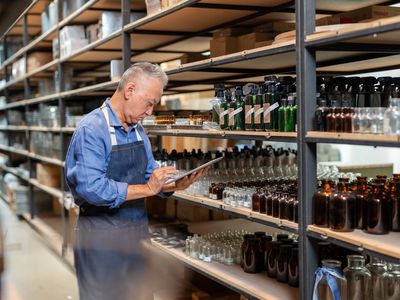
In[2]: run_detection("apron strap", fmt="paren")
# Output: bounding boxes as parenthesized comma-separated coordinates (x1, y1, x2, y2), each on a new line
(101, 103, 117, 146)
(100, 102, 143, 145)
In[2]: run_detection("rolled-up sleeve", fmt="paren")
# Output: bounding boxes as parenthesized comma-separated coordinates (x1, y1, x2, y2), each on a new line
(66, 126, 127, 208)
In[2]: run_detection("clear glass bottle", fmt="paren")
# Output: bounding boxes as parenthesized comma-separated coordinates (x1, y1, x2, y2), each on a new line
(314, 259, 347, 300)
(352, 107, 362, 133)
(366, 256, 387, 300)
(384, 97, 400, 135)
(383, 263, 400, 300)
(343, 255, 371, 300)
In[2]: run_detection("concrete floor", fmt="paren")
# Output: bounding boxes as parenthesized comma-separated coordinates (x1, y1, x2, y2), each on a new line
(1, 200, 79, 300)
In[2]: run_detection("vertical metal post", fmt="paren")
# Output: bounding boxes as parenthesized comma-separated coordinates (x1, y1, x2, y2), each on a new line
(296, 0, 318, 299)
(122, 0, 131, 70)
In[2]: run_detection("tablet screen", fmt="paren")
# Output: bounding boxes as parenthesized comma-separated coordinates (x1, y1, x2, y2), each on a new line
(165, 156, 223, 184)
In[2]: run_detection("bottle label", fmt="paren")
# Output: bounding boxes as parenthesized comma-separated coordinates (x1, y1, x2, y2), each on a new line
(228, 108, 234, 126)
(253, 105, 261, 124)
(263, 103, 271, 123)
(245, 105, 254, 124)
(219, 108, 228, 124)
(229, 107, 243, 118)
(265, 102, 279, 115)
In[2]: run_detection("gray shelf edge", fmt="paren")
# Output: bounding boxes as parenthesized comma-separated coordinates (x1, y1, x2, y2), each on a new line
(305, 20, 400, 48)
(172, 193, 299, 234)
(306, 229, 400, 264)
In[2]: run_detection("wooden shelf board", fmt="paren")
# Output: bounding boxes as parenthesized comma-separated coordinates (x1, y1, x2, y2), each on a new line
(150, 240, 299, 300)
(202, 0, 291, 6)
(308, 225, 400, 260)
(158, 36, 210, 53)
(29, 178, 63, 198)
(315, 0, 391, 12)
(29, 126, 61, 132)
(132, 52, 183, 64)
(59, 0, 98, 27)
(130, 34, 185, 51)
(145, 128, 297, 140)
(306, 131, 400, 144)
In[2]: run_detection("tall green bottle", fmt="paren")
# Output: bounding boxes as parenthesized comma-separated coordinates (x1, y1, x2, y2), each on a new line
(229, 86, 245, 131)
(219, 89, 231, 129)
(253, 85, 263, 131)
(264, 76, 279, 131)
(245, 85, 256, 131)
(278, 99, 286, 132)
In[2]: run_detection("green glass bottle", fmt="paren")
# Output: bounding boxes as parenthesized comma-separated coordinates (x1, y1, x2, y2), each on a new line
(278, 98, 286, 132)
(230, 86, 245, 131)
(290, 97, 297, 132)
(245, 85, 256, 131)
(220, 90, 231, 129)
(211, 83, 224, 124)
(265, 76, 279, 131)
(285, 97, 295, 132)
(253, 85, 263, 131)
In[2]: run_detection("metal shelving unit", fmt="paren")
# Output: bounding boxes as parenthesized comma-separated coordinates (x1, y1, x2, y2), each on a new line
(1, 0, 400, 299)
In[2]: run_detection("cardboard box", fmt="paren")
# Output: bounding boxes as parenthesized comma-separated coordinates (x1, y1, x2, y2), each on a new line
(179, 53, 206, 64)
(210, 36, 238, 57)
(237, 32, 275, 51)
(253, 22, 296, 33)
(86, 23, 99, 43)
(27, 52, 52, 73)
(36, 163, 61, 187)
(317, 5, 400, 25)
(212, 27, 251, 39)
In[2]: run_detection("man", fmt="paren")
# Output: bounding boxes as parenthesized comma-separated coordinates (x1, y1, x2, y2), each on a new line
(65, 62, 207, 300)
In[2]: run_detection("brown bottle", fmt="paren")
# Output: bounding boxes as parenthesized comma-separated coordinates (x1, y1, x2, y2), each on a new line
(243, 237, 264, 273)
(265, 189, 273, 216)
(252, 188, 261, 212)
(364, 183, 391, 234)
(392, 182, 400, 232)
(240, 234, 254, 269)
(313, 179, 333, 227)
(392, 174, 400, 182)
(338, 107, 346, 132)
(326, 108, 336, 132)
(279, 193, 289, 220)
(259, 189, 267, 214)
(272, 192, 280, 218)
(287, 194, 295, 221)
(344, 107, 353, 133)
(261, 235, 273, 271)
(329, 182, 356, 232)
(355, 176, 369, 230)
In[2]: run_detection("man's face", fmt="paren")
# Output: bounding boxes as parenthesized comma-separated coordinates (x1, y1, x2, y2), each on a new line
(123, 76, 163, 124)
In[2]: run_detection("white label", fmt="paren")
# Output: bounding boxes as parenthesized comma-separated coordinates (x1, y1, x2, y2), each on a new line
(220, 110, 230, 117)
(254, 107, 264, 117)
(229, 107, 243, 119)
(245, 107, 254, 119)
(264, 102, 279, 115)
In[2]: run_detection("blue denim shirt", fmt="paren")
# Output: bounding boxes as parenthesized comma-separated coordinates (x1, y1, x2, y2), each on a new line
(65, 98, 162, 208)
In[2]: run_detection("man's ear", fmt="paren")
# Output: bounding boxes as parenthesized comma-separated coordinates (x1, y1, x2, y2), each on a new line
(124, 81, 136, 100)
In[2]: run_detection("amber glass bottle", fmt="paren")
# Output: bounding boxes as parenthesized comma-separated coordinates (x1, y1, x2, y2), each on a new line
(314, 179, 334, 227)
(392, 181, 400, 232)
(329, 182, 356, 232)
(259, 189, 267, 214)
(344, 107, 353, 133)
(355, 176, 369, 230)
(252, 188, 261, 212)
(326, 108, 336, 132)
(364, 183, 391, 234)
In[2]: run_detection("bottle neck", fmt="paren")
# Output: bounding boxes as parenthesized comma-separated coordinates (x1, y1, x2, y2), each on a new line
(347, 255, 366, 269)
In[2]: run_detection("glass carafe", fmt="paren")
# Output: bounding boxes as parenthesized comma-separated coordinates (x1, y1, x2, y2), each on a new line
(383, 263, 400, 300)
(384, 97, 400, 135)
(329, 182, 356, 232)
(314, 179, 334, 227)
(313, 259, 347, 300)
(343, 255, 371, 300)
(366, 256, 387, 300)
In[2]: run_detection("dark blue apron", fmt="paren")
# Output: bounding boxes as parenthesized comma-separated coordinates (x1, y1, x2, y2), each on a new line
(74, 104, 150, 300)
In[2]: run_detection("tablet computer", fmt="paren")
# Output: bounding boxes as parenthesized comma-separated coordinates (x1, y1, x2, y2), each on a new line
(165, 156, 223, 184)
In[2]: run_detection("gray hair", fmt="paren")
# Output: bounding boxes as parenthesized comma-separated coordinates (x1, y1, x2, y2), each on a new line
(117, 62, 168, 91)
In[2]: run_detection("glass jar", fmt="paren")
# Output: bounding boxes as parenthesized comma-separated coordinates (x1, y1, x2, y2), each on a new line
(343, 255, 371, 300)
(267, 241, 282, 278)
(277, 244, 292, 283)
(240, 234, 254, 269)
(384, 97, 400, 135)
(288, 247, 299, 287)
(364, 183, 391, 235)
(329, 182, 356, 232)
(366, 256, 387, 300)
(313, 259, 347, 300)
(383, 263, 400, 300)
(355, 176, 369, 230)
(314, 179, 334, 227)
(243, 237, 264, 273)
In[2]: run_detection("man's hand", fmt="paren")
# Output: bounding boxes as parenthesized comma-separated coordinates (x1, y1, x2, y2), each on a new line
(147, 167, 178, 195)
(174, 166, 209, 191)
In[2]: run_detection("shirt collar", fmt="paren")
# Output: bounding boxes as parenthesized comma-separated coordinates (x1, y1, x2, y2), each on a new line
(105, 98, 138, 130)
